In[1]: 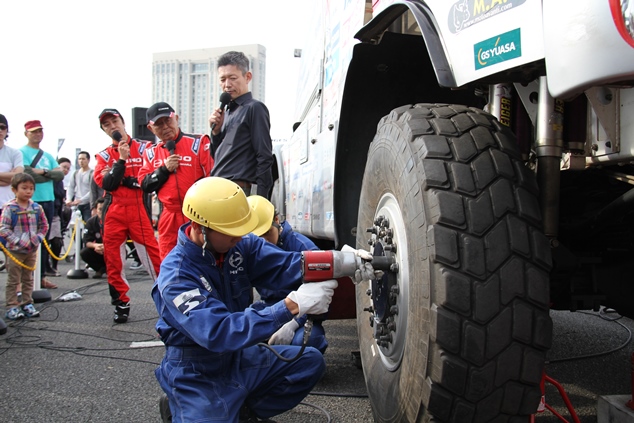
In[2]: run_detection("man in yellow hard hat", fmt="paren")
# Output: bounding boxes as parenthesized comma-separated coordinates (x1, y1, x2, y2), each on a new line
(152, 177, 339, 423)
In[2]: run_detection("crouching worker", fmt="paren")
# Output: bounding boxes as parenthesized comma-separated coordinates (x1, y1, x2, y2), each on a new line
(152, 177, 338, 423)
(248, 195, 329, 354)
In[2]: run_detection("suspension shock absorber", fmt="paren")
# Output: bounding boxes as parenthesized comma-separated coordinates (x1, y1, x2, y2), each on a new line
(487, 83, 513, 128)
(535, 76, 564, 241)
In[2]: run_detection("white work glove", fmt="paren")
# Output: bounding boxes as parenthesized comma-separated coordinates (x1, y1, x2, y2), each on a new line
(341, 244, 373, 260)
(341, 244, 384, 282)
(287, 279, 338, 316)
(268, 319, 300, 345)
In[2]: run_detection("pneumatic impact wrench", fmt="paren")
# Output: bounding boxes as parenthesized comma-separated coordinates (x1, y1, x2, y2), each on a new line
(298, 248, 391, 347)
(262, 248, 390, 362)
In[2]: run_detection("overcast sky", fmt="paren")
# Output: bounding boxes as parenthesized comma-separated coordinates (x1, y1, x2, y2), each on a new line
(1, 0, 310, 163)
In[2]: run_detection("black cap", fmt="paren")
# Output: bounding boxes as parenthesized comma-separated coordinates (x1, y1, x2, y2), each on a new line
(98, 109, 124, 124)
(146, 102, 175, 124)
(0, 114, 7, 128)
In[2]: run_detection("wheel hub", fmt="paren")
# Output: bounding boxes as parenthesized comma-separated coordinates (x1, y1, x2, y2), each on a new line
(364, 194, 409, 370)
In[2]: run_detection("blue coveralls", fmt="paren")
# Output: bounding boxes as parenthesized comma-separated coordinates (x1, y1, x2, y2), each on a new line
(152, 224, 325, 423)
(253, 220, 329, 353)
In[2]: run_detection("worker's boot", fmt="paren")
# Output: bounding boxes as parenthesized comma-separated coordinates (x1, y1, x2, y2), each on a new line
(159, 394, 172, 422)
(238, 404, 277, 423)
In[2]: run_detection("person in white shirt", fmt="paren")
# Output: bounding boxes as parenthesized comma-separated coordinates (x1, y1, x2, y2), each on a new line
(0, 114, 24, 208)
(66, 150, 93, 223)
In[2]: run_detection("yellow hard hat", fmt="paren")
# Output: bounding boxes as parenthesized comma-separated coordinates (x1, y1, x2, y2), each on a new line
(247, 195, 275, 236)
(182, 177, 259, 237)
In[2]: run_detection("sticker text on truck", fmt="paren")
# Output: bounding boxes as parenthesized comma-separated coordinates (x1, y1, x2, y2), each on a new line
(449, 0, 526, 33)
(474, 28, 522, 70)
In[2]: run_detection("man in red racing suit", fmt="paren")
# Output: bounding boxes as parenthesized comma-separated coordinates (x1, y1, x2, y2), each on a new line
(94, 108, 161, 324)
(138, 102, 213, 259)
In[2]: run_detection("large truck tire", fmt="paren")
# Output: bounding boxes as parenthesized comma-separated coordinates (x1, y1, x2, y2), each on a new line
(355, 104, 553, 422)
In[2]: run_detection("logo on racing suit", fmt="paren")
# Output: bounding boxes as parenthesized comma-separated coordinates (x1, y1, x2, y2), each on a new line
(146, 145, 156, 162)
(98, 151, 111, 162)
(191, 137, 200, 154)
(137, 141, 148, 154)
(448, 0, 526, 34)
(474, 28, 521, 70)
(173, 288, 206, 314)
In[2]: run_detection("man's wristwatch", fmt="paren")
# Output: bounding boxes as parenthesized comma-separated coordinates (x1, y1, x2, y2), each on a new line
(42, 169, 49, 176)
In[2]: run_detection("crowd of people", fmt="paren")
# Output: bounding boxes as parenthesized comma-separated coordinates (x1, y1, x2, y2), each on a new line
(0, 50, 376, 423)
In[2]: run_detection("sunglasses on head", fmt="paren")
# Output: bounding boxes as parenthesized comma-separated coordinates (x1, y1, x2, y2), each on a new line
(0, 125, 7, 131)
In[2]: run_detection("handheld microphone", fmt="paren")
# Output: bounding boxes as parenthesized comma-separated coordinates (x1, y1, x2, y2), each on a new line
(112, 130, 123, 142)
(211, 92, 232, 131)
(165, 140, 176, 155)
(165, 140, 177, 173)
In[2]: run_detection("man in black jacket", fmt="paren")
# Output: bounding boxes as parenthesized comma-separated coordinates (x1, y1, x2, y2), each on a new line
(208, 51, 274, 199)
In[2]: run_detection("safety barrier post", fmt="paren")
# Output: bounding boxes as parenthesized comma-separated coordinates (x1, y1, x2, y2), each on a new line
(67, 209, 88, 279)
(32, 243, 52, 303)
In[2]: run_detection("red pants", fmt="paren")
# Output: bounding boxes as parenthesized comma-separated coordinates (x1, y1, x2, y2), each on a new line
(157, 206, 187, 260)
(103, 198, 160, 305)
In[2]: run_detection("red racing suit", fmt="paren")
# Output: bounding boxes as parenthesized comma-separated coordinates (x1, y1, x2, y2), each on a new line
(94, 135, 161, 306)
(138, 131, 213, 259)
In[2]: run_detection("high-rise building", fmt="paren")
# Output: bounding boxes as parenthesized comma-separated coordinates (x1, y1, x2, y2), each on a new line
(152, 44, 266, 135)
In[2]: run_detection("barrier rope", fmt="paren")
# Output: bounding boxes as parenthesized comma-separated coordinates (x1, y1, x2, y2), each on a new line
(43, 217, 79, 261)
(0, 217, 80, 270)
(0, 242, 37, 271)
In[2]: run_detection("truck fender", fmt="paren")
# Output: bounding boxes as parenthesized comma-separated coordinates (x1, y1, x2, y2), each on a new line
(355, 0, 456, 87)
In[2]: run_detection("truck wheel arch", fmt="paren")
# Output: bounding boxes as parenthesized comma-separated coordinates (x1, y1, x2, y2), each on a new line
(334, 28, 482, 248)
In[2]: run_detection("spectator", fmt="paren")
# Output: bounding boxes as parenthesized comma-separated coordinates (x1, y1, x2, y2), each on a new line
(89, 178, 102, 214)
(139, 102, 213, 259)
(0, 114, 24, 271)
(208, 51, 274, 198)
(66, 150, 93, 223)
(90, 170, 104, 214)
(0, 114, 24, 208)
(0, 173, 50, 320)
(94, 108, 161, 324)
(19, 120, 63, 289)
(152, 177, 337, 422)
(47, 157, 72, 276)
(80, 198, 106, 279)
(248, 195, 328, 353)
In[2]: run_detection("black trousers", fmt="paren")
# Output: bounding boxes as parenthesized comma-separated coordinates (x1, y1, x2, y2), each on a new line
(80, 247, 106, 272)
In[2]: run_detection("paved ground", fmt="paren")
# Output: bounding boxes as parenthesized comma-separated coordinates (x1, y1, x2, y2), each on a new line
(0, 256, 633, 422)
